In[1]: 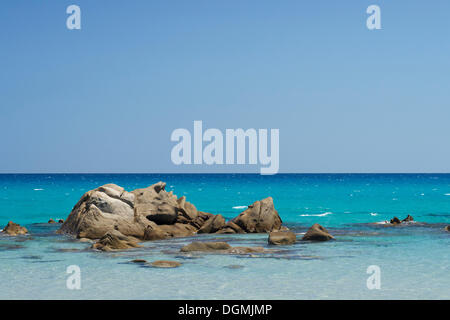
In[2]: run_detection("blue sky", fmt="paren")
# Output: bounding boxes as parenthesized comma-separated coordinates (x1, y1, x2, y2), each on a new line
(1, 0, 449, 173)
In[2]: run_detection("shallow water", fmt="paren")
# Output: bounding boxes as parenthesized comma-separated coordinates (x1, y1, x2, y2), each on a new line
(0, 174, 449, 299)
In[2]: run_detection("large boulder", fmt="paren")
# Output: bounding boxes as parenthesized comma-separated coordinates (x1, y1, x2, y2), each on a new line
(301, 224, 334, 241)
(231, 197, 282, 233)
(268, 231, 296, 245)
(92, 230, 141, 251)
(2, 221, 28, 236)
(58, 182, 205, 240)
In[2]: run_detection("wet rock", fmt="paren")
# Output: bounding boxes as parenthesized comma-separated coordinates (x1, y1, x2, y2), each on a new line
(58, 219, 64, 224)
(2, 221, 28, 236)
(231, 197, 283, 233)
(268, 231, 296, 245)
(228, 246, 267, 254)
(150, 260, 182, 268)
(197, 214, 226, 234)
(48, 219, 56, 224)
(445, 226, 449, 232)
(180, 241, 232, 252)
(130, 259, 147, 264)
(92, 230, 141, 251)
(301, 224, 334, 241)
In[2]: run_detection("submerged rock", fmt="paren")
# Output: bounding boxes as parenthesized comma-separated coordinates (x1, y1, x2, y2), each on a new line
(150, 260, 182, 268)
(268, 231, 296, 245)
(2, 221, 28, 236)
(130, 259, 147, 264)
(231, 197, 283, 233)
(92, 230, 141, 251)
(180, 241, 270, 255)
(180, 241, 232, 252)
(301, 224, 334, 241)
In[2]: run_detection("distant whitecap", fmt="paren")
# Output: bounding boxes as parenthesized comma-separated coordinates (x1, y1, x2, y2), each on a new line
(33, 188, 44, 191)
(299, 212, 333, 217)
(232, 206, 248, 210)
(370, 213, 378, 216)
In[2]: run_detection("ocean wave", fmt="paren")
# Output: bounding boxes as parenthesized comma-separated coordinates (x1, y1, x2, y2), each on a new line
(444, 193, 450, 196)
(33, 188, 44, 191)
(370, 213, 378, 216)
(232, 206, 248, 210)
(299, 212, 333, 217)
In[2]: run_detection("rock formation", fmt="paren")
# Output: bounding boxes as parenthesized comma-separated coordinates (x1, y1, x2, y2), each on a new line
(268, 231, 296, 245)
(301, 224, 334, 241)
(2, 221, 28, 236)
(58, 182, 287, 244)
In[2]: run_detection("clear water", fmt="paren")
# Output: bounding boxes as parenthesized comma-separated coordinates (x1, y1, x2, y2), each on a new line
(0, 174, 449, 299)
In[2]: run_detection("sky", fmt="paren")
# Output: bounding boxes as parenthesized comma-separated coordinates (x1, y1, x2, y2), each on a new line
(1, 0, 449, 173)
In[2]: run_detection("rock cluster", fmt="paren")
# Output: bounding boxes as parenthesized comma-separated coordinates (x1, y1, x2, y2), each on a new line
(58, 182, 286, 245)
(2, 221, 28, 236)
(389, 215, 414, 225)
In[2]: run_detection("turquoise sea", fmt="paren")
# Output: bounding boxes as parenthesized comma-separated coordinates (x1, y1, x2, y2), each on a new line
(0, 174, 449, 299)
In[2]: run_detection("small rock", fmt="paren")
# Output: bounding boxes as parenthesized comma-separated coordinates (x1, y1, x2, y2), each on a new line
(390, 217, 401, 225)
(48, 219, 56, 224)
(445, 226, 449, 232)
(130, 259, 147, 264)
(301, 224, 334, 241)
(58, 219, 64, 224)
(268, 231, 296, 245)
(2, 221, 28, 236)
(150, 260, 181, 268)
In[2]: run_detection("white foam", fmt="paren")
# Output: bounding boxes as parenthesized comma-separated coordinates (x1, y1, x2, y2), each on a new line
(370, 213, 378, 216)
(232, 206, 248, 210)
(300, 212, 333, 217)
(444, 193, 450, 196)
(33, 188, 44, 191)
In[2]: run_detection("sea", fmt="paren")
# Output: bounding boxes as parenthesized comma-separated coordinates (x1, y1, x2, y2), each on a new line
(0, 174, 449, 299)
